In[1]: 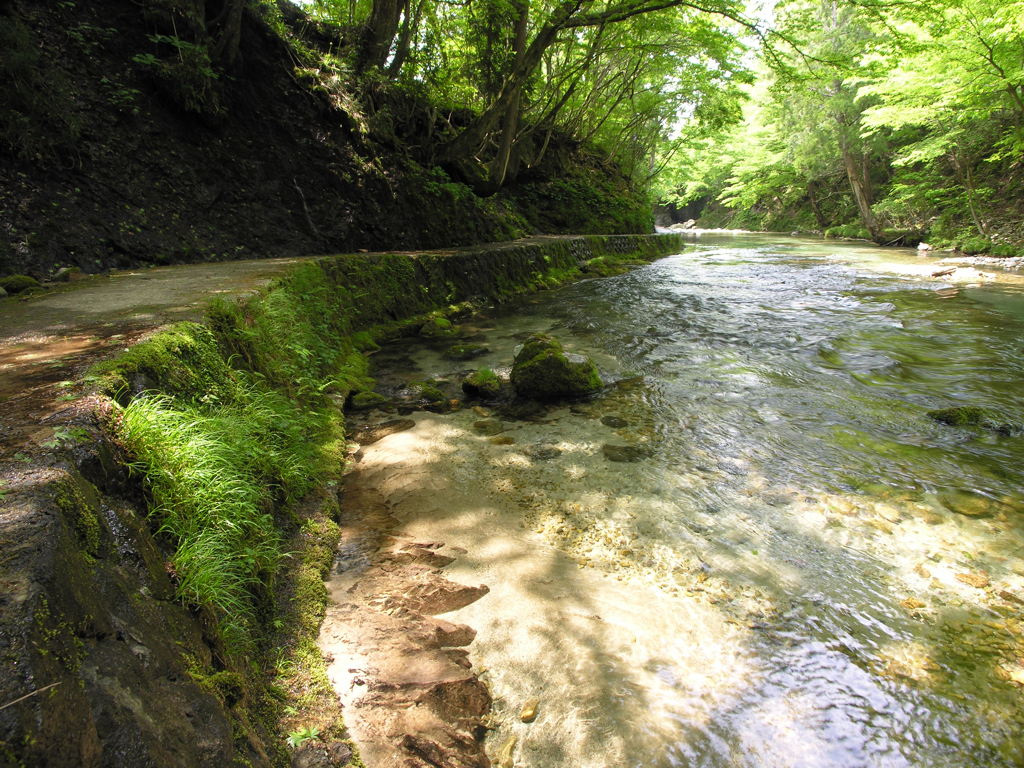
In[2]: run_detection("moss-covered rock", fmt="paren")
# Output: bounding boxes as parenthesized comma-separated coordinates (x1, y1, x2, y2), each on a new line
(420, 315, 459, 338)
(87, 322, 236, 402)
(419, 386, 446, 403)
(510, 334, 603, 400)
(462, 368, 501, 399)
(0, 274, 41, 293)
(350, 391, 387, 411)
(991, 243, 1018, 258)
(928, 406, 987, 427)
(53, 266, 81, 282)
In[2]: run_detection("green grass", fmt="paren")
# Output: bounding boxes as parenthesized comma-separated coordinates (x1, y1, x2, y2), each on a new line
(116, 377, 344, 649)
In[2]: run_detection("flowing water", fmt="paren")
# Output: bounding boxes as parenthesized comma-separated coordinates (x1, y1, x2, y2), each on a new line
(349, 234, 1024, 767)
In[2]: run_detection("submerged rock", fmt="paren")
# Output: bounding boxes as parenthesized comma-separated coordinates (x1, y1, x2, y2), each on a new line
(473, 419, 505, 436)
(601, 415, 629, 428)
(525, 444, 561, 460)
(928, 406, 987, 427)
(928, 405, 1019, 435)
(443, 344, 489, 361)
(519, 697, 540, 723)
(509, 333, 603, 400)
(497, 398, 548, 421)
(602, 444, 651, 462)
(349, 419, 416, 445)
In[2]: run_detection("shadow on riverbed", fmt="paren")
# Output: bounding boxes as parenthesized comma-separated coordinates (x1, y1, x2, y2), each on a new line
(328, 407, 1024, 767)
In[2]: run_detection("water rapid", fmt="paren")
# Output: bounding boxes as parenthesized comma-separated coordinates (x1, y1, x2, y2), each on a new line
(350, 234, 1024, 767)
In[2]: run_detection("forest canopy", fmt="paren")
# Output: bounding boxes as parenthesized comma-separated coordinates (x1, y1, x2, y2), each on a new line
(287, 0, 1022, 247)
(655, 0, 1024, 249)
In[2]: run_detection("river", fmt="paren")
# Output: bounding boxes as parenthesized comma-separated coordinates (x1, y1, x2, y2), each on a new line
(337, 233, 1024, 767)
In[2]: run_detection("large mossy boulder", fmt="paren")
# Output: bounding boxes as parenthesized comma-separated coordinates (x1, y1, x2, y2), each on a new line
(0, 274, 40, 294)
(510, 334, 603, 400)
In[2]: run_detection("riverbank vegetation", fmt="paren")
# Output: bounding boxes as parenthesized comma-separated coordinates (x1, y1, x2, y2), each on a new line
(74, 236, 676, 762)
(657, 0, 1024, 252)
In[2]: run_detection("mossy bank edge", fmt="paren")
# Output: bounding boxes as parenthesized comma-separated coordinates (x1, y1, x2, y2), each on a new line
(0, 233, 682, 768)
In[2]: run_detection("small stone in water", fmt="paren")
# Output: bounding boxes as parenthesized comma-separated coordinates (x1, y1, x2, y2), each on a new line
(489, 436, 515, 445)
(519, 697, 540, 723)
(956, 572, 990, 589)
(900, 598, 927, 611)
(940, 489, 994, 517)
(495, 734, 516, 768)
(526, 444, 561, 460)
(602, 444, 650, 462)
(601, 415, 629, 428)
(474, 419, 506, 436)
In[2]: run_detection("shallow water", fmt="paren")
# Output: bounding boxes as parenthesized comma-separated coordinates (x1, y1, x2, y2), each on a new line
(358, 234, 1024, 767)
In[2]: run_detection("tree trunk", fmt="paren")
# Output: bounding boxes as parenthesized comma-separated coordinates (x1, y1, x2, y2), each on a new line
(808, 179, 827, 229)
(964, 161, 987, 236)
(840, 137, 883, 241)
(949, 144, 987, 236)
(486, 0, 529, 189)
(862, 153, 873, 206)
(436, 0, 576, 173)
(211, 0, 244, 67)
(386, 0, 425, 78)
(357, 0, 403, 72)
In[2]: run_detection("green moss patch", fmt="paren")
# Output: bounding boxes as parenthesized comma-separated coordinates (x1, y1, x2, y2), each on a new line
(89, 323, 236, 403)
(420, 315, 458, 338)
(928, 406, 987, 427)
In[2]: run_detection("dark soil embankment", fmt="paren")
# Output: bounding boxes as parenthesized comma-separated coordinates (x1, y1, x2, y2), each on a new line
(0, 0, 652, 282)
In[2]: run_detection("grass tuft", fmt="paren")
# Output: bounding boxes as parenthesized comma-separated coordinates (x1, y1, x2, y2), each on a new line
(115, 375, 344, 648)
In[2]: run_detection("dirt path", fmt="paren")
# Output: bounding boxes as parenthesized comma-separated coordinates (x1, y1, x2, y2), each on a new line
(0, 256, 310, 456)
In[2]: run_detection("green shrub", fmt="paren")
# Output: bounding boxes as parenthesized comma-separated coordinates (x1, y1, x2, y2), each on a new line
(991, 243, 1018, 258)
